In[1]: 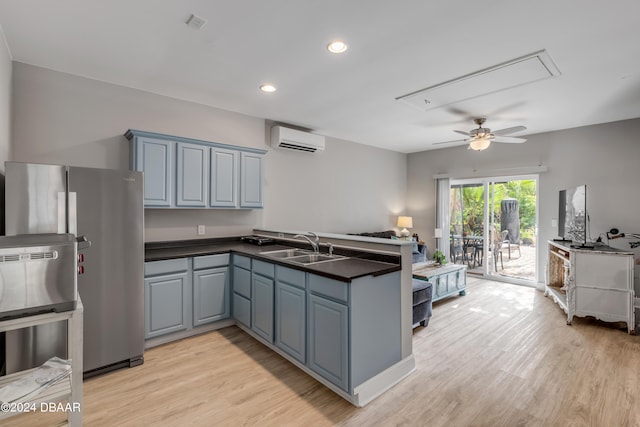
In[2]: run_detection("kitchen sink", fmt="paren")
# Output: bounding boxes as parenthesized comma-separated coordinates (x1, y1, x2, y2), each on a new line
(286, 254, 345, 265)
(259, 248, 312, 258)
(259, 249, 348, 265)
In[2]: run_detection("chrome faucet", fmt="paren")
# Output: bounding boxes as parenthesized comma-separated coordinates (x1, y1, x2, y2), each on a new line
(294, 232, 320, 253)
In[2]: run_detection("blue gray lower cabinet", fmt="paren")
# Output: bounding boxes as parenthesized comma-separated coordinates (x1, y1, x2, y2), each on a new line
(231, 255, 252, 327)
(193, 267, 230, 327)
(231, 256, 403, 401)
(144, 254, 230, 340)
(144, 271, 190, 338)
(275, 266, 306, 363)
(308, 293, 349, 392)
(144, 259, 190, 339)
(251, 272, 274, 342)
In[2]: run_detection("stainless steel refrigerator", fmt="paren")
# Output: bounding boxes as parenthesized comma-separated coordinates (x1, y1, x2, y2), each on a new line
(3, 162, 144, 376)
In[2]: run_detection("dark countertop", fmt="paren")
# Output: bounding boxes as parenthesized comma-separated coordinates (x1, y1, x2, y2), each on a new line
(145, 237, 401, 282)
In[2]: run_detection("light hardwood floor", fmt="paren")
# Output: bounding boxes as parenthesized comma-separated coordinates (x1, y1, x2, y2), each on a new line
(8, 277, 640, 427)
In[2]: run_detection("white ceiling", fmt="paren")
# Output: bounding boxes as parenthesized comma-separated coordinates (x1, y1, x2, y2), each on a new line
(1, 0, 640, 153)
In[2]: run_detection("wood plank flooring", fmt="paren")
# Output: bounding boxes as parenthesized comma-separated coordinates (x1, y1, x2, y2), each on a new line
(7, 277, 640, 426)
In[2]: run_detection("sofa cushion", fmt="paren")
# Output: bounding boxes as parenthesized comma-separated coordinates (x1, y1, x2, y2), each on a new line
(412, 280, 432, 305)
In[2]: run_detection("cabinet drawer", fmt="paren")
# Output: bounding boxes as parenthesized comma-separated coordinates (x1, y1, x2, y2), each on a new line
(308, 274, 348, 303)
(253, 259, 275, 278)
(193, 253, 229, 270)
(233, 293, 251, 327)
(276, 265, 306, 289)
(233, 254, 251, 270)
(233, 266, 251, 298)
(145, 258, 189, 276)
(575, 287, 630, 318)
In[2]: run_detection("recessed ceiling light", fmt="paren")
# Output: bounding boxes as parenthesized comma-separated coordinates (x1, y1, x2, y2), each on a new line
(260, 84, 277, 93)
(327, 40, 348, 54)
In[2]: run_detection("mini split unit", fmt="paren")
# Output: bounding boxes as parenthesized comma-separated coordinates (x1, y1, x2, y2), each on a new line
(270, 126, 325, 153)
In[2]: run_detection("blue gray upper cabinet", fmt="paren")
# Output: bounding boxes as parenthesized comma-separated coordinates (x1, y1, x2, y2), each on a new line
(177, 142, 208, 207)
(132, 137, 173, 207)
(210, 148, 238, 207)
(126, 129, 266, 209)
(240, 152, 264, 208)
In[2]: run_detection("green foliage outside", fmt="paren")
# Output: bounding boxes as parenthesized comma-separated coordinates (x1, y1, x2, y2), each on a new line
(450, 180, 537, 244)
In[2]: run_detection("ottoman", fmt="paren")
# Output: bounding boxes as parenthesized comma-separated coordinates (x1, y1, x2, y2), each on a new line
(412, 279, 433, 328)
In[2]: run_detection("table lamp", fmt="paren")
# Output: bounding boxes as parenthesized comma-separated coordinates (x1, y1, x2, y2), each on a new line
(397, 216, 413, 237)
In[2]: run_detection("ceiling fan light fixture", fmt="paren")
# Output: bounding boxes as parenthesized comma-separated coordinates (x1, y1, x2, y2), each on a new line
(469, 137, 491, 151)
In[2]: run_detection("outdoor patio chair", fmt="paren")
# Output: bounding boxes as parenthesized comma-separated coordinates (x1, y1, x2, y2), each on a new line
(501, 230, 521, 259)
(492, 230, 506, 271)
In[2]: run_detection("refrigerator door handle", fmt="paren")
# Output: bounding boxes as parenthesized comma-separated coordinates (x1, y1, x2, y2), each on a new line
(67, 192, 77, 235)
(76, 235, 92, 250)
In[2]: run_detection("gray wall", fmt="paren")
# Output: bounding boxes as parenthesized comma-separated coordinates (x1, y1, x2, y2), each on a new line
(407, 118, 640, 284)
(264, 133, 407, 233)
(10, 62, 408, 241)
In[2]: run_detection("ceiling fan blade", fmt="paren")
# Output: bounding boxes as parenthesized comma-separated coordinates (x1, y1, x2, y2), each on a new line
(453, 130, 471, 136)
(494, 136, 526, 143)
(433, 138, 467, 146)
(493, 125, 527, 136)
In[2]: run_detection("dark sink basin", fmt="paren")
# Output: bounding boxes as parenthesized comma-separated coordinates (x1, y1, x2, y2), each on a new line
(286, 254, 347, 265)
(259, 248, 312, 258)
(260, 248, 348, 265)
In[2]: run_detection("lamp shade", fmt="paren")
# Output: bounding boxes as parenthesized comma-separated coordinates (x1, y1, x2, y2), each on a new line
(397, 216, 413, 228)
(469, 137, 491, 151)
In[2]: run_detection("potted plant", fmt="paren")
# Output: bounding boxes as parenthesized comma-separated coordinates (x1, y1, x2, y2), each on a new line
(433, 249, 447, 266)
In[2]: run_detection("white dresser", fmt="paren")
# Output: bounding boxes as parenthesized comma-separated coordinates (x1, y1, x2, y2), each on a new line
(545, 240, 635, 334)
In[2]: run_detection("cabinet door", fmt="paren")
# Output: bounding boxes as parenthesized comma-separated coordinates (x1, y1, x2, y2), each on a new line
(193, 267, 230, 327)
(145, 271, 190, 338)
(308, 294, 349, 392)
(251, 273, 274, 342)
(135, 137, 173, 207)
(176, 142, 208, 207)
(276, 280, 306, 363)
(210, 148, 238, 207)
(233, 266, 251, 299)
(240, 152, 264, 208)
(233, 292, 251, 327)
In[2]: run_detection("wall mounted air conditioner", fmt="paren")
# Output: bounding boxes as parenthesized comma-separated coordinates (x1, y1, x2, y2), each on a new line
(270, 126, 325, 153)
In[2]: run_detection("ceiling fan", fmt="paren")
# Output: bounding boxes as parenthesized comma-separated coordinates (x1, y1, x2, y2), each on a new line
(435, 118, 527, 151)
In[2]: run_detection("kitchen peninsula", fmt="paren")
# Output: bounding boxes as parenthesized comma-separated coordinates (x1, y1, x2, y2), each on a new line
(144, 230, 416, 407)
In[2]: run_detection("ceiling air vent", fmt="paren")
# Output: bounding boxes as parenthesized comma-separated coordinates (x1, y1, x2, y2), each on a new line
(270, 126, 326, 154)
(396, 49, 561, 112)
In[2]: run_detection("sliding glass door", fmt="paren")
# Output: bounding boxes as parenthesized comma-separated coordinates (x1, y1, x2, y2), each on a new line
(449, 175, 538, 285)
